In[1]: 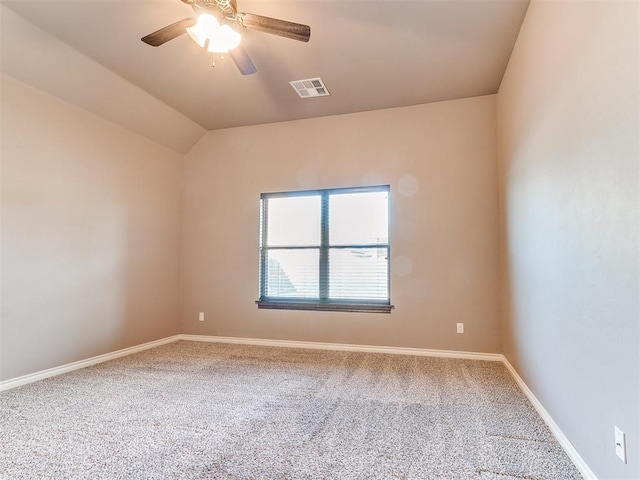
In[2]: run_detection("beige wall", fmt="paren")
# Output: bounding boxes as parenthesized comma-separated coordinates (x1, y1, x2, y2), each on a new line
(0, 75, 183, 381)
(497, 1, 639, 478)
(181, 95, 501, 353)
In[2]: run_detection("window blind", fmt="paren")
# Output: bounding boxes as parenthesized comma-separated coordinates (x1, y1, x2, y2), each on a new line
(258, 185, 392, 313)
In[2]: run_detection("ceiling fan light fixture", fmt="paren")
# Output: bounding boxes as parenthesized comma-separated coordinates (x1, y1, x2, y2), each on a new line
(207, 24, 241, 53)
(186, 13, 220, 48)
(187, 13, 218, 48)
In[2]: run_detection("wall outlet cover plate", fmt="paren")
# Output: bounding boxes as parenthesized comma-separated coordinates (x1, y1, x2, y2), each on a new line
(615, 426, 627, 464)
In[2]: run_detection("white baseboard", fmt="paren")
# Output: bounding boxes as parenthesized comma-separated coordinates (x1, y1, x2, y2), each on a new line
(178, 334, 504, 361)
(501, 358, 598, 480)
(0, 335, 181, 392)
(0, 334, 499, 392)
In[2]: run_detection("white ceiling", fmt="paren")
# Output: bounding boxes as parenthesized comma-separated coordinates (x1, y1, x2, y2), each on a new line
(2, 0, 529, 139)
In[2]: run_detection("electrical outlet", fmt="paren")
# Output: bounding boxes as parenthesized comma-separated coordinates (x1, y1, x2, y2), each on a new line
(615, 426, 627, 463)
(198, 312, 205, 322)
(456, 323, 464, 334)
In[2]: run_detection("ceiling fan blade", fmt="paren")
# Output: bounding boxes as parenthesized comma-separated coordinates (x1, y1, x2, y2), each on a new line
(230, 46, 257, 75)
(237, 13, 310, 42)
(141, 17, 196, 47)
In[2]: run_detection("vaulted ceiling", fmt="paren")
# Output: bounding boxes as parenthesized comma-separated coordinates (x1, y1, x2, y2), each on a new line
(1, 0, 529, 152)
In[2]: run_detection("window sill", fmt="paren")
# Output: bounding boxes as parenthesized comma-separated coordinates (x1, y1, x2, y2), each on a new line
(256, 300, 393, 314)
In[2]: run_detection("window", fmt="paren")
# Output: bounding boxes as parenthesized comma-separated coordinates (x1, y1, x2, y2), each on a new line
(257, 185, 392, 313)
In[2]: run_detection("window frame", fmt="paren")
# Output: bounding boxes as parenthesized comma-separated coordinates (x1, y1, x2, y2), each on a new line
(257, 185, 393, 314)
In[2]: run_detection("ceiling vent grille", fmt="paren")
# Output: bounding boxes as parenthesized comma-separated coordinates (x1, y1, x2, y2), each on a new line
(289, 77, 330, 98)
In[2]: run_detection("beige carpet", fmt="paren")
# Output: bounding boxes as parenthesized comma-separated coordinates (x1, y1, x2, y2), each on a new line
(0, 341, 582, 479)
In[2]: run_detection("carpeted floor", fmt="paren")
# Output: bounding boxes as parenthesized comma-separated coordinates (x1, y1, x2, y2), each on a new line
(0, 341, 583, 480)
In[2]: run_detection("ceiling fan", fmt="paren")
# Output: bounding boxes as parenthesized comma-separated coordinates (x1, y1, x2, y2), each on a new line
(141, 0, 311, 76)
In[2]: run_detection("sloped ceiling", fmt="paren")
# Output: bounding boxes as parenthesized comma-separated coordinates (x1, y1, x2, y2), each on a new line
(1, 0, 529, 152)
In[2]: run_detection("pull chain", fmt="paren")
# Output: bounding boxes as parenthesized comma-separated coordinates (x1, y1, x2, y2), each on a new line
(212, 53, 226, 68)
